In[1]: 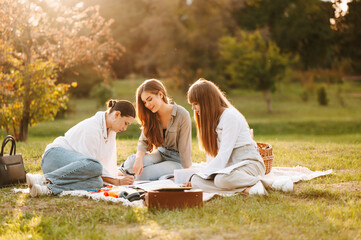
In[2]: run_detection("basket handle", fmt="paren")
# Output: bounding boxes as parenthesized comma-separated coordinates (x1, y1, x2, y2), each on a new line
(0, 135, 16, 156)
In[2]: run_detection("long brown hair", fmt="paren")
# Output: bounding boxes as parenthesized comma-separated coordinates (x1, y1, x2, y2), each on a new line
(187, 79, 231, 157)
(136, 79, 169, 151)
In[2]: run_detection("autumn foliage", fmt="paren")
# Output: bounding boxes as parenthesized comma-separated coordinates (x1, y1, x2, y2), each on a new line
(0, 0, 124, 141)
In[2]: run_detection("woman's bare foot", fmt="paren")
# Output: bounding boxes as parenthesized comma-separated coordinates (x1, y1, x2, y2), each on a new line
(243, 187, 251, 194)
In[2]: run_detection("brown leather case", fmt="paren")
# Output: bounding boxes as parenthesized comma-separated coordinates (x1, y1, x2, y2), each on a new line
(145, 189, 203, 210)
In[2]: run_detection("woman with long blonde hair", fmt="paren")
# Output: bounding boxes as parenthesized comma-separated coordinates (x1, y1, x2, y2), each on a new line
(122, 79, 192, 180)
(187, 79, 293, 194)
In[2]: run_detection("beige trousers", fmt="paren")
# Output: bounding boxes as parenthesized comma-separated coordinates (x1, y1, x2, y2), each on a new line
(191, 160, 271, 192)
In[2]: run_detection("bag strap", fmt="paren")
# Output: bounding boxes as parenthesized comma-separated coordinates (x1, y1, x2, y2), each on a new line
(0, 135, 16, 156)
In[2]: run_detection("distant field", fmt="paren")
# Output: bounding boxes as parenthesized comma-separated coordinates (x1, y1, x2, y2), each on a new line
(2, 78, 359, 140)
(0, 79, 360, 239)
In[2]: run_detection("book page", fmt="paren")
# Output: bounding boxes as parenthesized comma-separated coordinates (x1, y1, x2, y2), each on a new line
(133, 179, 181, 191)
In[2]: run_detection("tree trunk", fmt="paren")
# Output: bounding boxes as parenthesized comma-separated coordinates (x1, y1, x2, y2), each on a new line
(263, 89, 273, 113)
(19, 72, 31, 141)
(18, 26, 32, 141)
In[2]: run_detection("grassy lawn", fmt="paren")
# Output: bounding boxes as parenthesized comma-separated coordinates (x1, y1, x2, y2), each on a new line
(0, 79, 360, 239)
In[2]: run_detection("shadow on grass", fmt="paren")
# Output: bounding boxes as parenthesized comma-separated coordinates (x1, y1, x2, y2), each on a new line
(294, 187, 341, 201)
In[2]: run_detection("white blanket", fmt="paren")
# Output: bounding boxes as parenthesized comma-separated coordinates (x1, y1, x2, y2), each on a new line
(202, 166, 333, 201)
(13, 166, 333, 206)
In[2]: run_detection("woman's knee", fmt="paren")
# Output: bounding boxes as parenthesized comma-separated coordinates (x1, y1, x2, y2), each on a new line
(41, 148, 61, 173)
(85, 159, 103, 176)
(142, 151, 162, 166)
(214, 170, 260, 189)
(214, 174, 233, 189)
(123, 154, 136, 170)
(93, 176, 103, 189)
(190, 175, 203, 189)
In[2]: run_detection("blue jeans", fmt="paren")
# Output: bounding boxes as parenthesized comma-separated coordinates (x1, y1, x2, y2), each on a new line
(41, 147, 103, 195)
(123, 146, 182, 180)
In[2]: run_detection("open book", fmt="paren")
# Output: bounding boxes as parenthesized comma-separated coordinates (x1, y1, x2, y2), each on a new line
(158, 167, 203, 184)
(174, 167, 202, 184)
(133, 179, 191, 192)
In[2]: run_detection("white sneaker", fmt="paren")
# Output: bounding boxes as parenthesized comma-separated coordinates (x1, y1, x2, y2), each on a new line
(26, 173, 47, 189)
(30, 184, 52, 197)
(272, 177, 293, 192)
(249, 181, 268, 195)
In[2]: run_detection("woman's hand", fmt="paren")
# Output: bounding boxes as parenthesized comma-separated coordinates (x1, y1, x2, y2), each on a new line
(132, 157, 143, 176)
(102, 176, 134, 186)
(117, 175, 134, 185)
(184, 182, 192, 187)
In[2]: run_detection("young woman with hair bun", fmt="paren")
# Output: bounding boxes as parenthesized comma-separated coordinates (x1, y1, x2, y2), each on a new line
(26, 99, 136, 197)
(122, 79, 192, 180)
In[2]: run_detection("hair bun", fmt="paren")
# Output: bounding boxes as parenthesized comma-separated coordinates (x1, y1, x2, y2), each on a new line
(108, 100, 115, 108)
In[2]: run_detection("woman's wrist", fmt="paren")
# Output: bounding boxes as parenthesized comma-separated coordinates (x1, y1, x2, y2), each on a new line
(135, 157, 143, 164)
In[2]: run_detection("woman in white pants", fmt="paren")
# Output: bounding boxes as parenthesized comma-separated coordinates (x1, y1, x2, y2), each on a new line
(186, 79, 293, 195)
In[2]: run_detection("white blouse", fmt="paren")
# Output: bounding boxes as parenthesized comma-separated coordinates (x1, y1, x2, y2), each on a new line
(198, 107, 257, 178)
(44, 112, 117, 178)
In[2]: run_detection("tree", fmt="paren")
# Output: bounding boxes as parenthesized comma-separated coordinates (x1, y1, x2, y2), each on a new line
(0, 0, 124, 141)
(81, 0, 239, 90)
(219, 31, 290, 113)
(335, 0, 361, 74)
(232, 0, 335, 69)
(0, 45, 69, 138)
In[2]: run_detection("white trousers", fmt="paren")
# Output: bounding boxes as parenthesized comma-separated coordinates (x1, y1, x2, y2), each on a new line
(191, 161, 272, 192)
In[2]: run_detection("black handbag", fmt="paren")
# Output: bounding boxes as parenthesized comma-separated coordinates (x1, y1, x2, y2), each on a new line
(0, 135, 26, 187)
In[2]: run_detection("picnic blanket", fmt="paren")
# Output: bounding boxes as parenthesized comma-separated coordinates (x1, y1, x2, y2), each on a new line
(201, 165, 333, 200)
(13, 166, 333, 206)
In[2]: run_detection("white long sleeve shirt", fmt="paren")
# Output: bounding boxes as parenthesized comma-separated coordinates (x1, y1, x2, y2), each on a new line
(43, 112, 117, 178)
(197, 107, 257, 179)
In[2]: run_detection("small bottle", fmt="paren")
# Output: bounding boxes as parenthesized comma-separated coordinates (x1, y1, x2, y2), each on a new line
(104, 190, 122, 198)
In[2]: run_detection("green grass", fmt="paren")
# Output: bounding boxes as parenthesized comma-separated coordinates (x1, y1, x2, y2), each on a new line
(1, 79, 361, 239)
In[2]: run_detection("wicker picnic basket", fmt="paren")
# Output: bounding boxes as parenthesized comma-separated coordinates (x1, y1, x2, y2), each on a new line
(257, 142, 273, 174)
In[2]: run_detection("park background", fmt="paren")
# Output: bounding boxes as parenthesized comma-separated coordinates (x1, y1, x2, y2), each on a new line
(0, 0, 360, 239)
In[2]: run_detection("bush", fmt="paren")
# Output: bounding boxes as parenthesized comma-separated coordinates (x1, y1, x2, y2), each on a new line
(300, 89, 309, 102)
(55, 101, 76, 119)
(90, 82, 114, 107)
(59, 65, 103, 97)
(317, 85, 328, 106)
